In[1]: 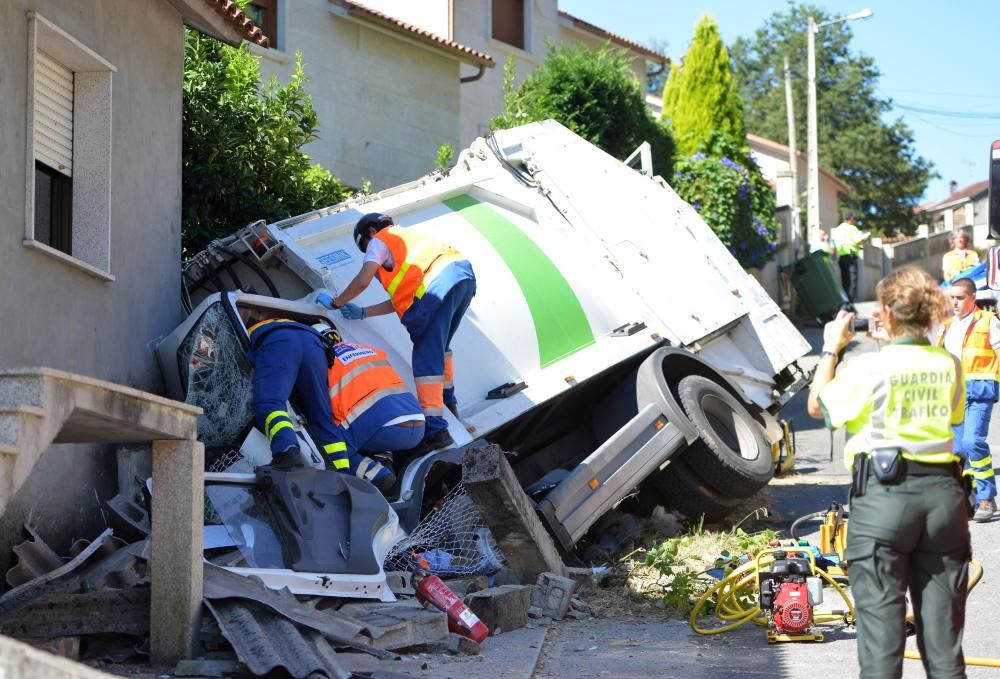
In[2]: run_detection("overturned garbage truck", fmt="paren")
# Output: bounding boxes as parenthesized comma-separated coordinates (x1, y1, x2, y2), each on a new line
(158, 121, 811, 595)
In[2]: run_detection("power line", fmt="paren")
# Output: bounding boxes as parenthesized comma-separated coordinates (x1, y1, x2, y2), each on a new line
(891, 103, 1000, 120)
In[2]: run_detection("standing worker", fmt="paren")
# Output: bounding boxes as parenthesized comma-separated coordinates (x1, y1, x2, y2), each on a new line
(240, 307, 396, 491)
(830, 212, 869, 307)
(942, 229, 979, 283)
(808, 267, 970, 678)
(323, 325, 426, 482)
(938, 276, 998, 522)
(324, 213, 476, 455)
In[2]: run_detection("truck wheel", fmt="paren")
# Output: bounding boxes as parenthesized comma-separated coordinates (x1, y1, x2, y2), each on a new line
(647, 455, 740, 524)
(677, 375, 773, 498)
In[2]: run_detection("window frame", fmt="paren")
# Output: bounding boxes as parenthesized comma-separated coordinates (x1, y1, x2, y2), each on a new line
(490, 0, 529, 52)
(247, 0, 282, 50)
(24, 12, 116, 282)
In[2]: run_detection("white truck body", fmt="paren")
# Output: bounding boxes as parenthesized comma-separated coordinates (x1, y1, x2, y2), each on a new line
(162, 121, 811, 561)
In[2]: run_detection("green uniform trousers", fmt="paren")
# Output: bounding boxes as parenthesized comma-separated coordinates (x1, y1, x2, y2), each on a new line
(845, 472, 971, 679)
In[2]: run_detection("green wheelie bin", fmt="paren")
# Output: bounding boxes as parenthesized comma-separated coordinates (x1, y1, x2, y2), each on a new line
(790, 251, 848, 320)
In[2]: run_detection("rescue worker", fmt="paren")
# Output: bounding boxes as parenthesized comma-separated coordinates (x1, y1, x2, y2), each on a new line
(807, 267, 970, 678)
(938, 276, 998, 522)
(942, 229, 979, 283)
(239, 306, 395, 492)
(830, 211, 869, 306)
(321, 324, 426, 479)
(324, 213, 476, 455)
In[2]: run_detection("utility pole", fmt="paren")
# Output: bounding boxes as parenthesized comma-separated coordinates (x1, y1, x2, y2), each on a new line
(805, 9, 872, 252)
(784, 56, 801, 259)
(806, 15, 820, 251)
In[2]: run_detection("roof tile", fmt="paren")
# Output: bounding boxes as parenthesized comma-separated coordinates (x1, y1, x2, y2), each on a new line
(558, 10, 668, 63)
(330, 0, 494, 67)
(202, 0, 271, 47)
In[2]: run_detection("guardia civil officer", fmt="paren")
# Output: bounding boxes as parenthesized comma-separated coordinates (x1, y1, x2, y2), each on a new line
(324, 213, 476, 456)
(807, 266, 970, 678)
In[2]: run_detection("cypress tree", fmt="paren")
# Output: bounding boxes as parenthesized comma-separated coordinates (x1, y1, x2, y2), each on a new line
(662, 14, 746, 156)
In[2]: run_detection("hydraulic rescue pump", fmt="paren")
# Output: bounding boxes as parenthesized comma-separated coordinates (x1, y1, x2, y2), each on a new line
(758, 550, 825, 642)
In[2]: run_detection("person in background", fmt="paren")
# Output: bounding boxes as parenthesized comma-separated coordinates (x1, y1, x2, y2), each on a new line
(831, 212, 869, 306)
(938, 276, 998, 522)
(324, 213, 476, 456)
(942, 229, 979, 283)
(812, 228, 835, 259)
(808, 267, 969, 677)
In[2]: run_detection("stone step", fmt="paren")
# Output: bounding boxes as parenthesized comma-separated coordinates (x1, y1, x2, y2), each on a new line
(0, 405, 46, 448)
(0, 373, 46, 411)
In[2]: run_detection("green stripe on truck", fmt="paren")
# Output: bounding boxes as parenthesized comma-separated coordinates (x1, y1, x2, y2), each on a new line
(443, 194, 595, 367)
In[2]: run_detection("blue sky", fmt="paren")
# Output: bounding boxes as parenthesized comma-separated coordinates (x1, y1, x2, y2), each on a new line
(559, 0, 1000, 202)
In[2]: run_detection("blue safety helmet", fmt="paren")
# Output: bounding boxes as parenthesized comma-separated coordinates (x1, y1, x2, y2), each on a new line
(353, 212, 394, 252)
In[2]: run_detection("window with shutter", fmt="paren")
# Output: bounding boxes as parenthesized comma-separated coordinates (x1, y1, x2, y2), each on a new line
(34, 50, 73, 177)
(25, 12, 115, 279)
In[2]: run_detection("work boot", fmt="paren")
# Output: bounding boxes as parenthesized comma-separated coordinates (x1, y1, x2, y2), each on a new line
(350, 455, 397, 494)
(270, 445, 305, 468)
(973, 499, 996, 523)
(405, 428, 456, 457)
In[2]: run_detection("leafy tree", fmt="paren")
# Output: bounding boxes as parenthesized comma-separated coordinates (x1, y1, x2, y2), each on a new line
(662, 15, 745, 156)
(492, 43, 675, 178)
(182, 31, 349, 252)
(672, 132, 778, 269)
(645, 38, 671, 96)
(661, 16, 775, 268)
(730, 3, 935, 235)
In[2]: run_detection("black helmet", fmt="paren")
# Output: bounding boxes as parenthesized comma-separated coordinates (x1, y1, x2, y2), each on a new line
(353, 212, 394, 252)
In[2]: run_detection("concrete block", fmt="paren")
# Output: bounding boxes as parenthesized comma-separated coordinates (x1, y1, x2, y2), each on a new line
(441, 575, 488, 597)
(565, 566, 610, 590)
(445, 633, 481, 655)
(532, 572, 577, 620)
(464, 584, 532, 636)
(150, 438, 204, 665)
(462, 444, 566, 583)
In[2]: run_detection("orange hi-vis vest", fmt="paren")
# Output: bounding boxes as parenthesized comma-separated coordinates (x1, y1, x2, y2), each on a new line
(327, 343, 409, 427)
(373, 226, 463, 319)
(937, 309, 1000, 382)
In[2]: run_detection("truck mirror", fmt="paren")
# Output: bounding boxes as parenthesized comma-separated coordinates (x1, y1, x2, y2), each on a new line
(989, 140, 1000, 239)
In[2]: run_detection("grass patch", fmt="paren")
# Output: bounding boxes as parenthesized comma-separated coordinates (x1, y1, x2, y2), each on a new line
(585, 508, 779, 619)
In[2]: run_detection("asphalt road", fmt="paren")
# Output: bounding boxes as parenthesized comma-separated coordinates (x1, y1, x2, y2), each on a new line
(530, 319, 1000, 678)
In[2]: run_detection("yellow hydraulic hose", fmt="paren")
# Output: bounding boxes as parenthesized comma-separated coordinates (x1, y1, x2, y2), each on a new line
(689, 548, 855, 636)
(688, 542, 998, 668)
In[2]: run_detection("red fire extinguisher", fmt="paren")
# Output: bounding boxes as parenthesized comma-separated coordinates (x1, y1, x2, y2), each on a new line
(411, 553, 489, 644)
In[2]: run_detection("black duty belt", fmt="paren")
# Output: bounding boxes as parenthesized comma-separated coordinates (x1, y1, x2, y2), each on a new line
(866, 458, 959, 478)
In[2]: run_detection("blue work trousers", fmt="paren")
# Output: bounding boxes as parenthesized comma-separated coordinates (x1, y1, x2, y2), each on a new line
(362, 422, 425, 453)
(251, 327, 341, 456)
(953, 398, 997, 501)
(411, 278, 476, 437)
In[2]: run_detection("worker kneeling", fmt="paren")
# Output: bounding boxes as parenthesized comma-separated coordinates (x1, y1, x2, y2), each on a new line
(319, 323, 425, 491)
(241, 307, 410, 494)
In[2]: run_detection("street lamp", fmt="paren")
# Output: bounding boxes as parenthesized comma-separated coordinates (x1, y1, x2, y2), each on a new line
(806, 8, 873, 250)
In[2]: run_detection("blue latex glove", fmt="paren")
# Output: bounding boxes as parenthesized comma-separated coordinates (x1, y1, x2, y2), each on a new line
(341, 303, 366, 320)
(315, 292, 335, 310)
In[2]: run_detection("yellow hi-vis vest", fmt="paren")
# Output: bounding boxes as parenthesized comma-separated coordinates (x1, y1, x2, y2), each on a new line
(373, 226, 464, 319)
(818, 338, 965, 471)
(936, 309, 1000, 383)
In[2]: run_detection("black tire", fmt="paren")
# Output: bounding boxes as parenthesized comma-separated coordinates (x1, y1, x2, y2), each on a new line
(677, 375, 774, 498)
(645, 455, 741, 524)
